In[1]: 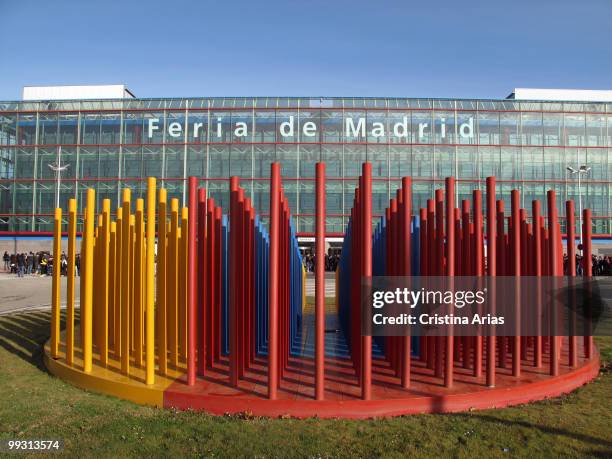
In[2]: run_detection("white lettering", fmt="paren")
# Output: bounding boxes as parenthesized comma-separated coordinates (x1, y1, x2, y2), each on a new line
(168, 122, 182, 138)
(234, 122, 248, 137)
(148, 118, 160, 138)
(460, 117, 474, 138)
(393, 116, 409, 138)
(193, 122, 204, 138)
(280, 116, 294, 137)
(345, 117, 366, 138)
(302, 121, 317, 137)
(371, 122, 385, 138)
(216, 118, 222, 137)
(418, 122, 428, 140)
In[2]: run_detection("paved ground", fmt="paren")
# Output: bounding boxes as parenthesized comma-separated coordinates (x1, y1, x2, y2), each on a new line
(304, 272, 336, 297)
(0, 271, 334, 315)
(0, 272, 79, 315)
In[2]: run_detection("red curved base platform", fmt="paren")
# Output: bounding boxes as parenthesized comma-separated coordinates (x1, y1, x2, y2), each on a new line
(45, 332, 600, 419)
(164, 351, 600, 419)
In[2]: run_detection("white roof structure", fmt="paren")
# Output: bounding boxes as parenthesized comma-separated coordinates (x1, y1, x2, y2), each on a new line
(22, 84, 135, 100)
(509, 88, 612, 102)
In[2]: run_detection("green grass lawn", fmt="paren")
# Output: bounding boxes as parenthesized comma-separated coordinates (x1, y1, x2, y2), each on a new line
(1, 309, 611, 458)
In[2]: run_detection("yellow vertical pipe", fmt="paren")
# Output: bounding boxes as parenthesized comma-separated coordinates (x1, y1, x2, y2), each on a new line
(79, 222, 84, 346)
(92, 218, 99, 350)
(51, 207, 62, 359)
(146, 177, 156, 384)
(114, 207, 123, 357)
(66, 199, 77, 365)
(179, 207, 188, 361)
(83, 188, 95, 373)
(135, 199, 144, 367)
(108, 221, 116, 353)
(157, 188, 168, 375)
(121, 189, 132, 375)
(168, 198, 179, 368)
(96, 214, 103, 352)
(100, 200, 110, 366)
(129, 214, 135, 353)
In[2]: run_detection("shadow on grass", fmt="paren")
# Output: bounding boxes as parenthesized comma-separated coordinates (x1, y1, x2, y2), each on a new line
(0, 310, 79, 373)
(456, 412, 612, 453)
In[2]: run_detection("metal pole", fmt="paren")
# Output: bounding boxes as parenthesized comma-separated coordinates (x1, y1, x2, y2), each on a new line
(268, 163, 281, 399)
(511, 190, 521, 378)
(485, 177, 496, 387)
(444, 177, 454, 388)
(51, 207, 62, 359)
(578, 172, 583, 249)
(361, 163, 372, 400)
(401, 177, 411, 389)
(229, 177, 239, 387)
(83, 188, 95, 373)
(187, 177, 198, 385)
(548, 190, 559, 376)
(566, 200, 577, 368)
(66, 199, 77, 366)
(315, 162, 326, 400)
(145, 177, 156, 385)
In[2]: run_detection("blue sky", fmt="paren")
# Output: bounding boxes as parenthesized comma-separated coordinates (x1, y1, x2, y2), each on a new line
(1, 0, 610, 100)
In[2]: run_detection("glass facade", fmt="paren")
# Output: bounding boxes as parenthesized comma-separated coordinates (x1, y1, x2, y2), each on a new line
(1, 96, 611, 235)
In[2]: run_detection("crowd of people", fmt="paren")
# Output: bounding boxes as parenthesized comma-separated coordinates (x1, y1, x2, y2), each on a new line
(302, 251, 340, 273)
(2, 250, 80, 277)
(564, 253, 612, 276)
(2, 249, 611, 278)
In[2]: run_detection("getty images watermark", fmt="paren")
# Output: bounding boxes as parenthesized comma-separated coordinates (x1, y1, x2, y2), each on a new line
(361, 276, 612, 337)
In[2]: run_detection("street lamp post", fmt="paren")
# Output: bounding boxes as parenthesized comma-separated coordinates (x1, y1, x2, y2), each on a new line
(566, 165, 591, 253)
(48, 146, 70, 209)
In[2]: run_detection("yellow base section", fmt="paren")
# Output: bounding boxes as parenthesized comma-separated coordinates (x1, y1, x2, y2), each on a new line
(44, 329, 184, 407)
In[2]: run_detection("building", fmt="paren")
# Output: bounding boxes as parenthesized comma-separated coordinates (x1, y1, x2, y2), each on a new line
(1, 86, 611, 251)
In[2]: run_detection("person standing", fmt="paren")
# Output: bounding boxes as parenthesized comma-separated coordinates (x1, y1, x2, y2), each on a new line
(2, 251, 9, 271)
(17, 253, 25, 278)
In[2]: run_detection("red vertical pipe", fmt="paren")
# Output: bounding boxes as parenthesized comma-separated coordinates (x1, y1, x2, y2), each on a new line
(473, 190, 483, 378)
(214, 206, 222, 363)
(237, 191, 245, 378)
(444, 178, 455, 388)
(229, 177, 239, 387)
(434, 189, 444, 379)
(426, 199, 436, 370)
(268, 163, 280, 399)
(496, 200, 506, 368)
(390, 198, 399, 374)
(401, 177, 411, 388)
(520, 209, 528, 361)
(206, 199, 216, 367)
(419, 208, 428, 363)
(547, 190, 559, 376)
(315, 162, 326, 400)
(532, 200, 542, 368)
(566, 200, 577, 368)
(197, 188, 207, 377)
(361, 163, 372, 400)
(187, 177, 198, 385)
(510, 190, 521, 377)
(583, 208, 593, 359)
(244, 198, 252, 371)
(461, 200, 471, 369)
(486, 177, 496, 387)
(420, 208, 428, 277)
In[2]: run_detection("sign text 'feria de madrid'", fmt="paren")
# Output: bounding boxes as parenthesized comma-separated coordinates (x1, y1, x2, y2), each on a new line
(146, 116, 476, 141)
